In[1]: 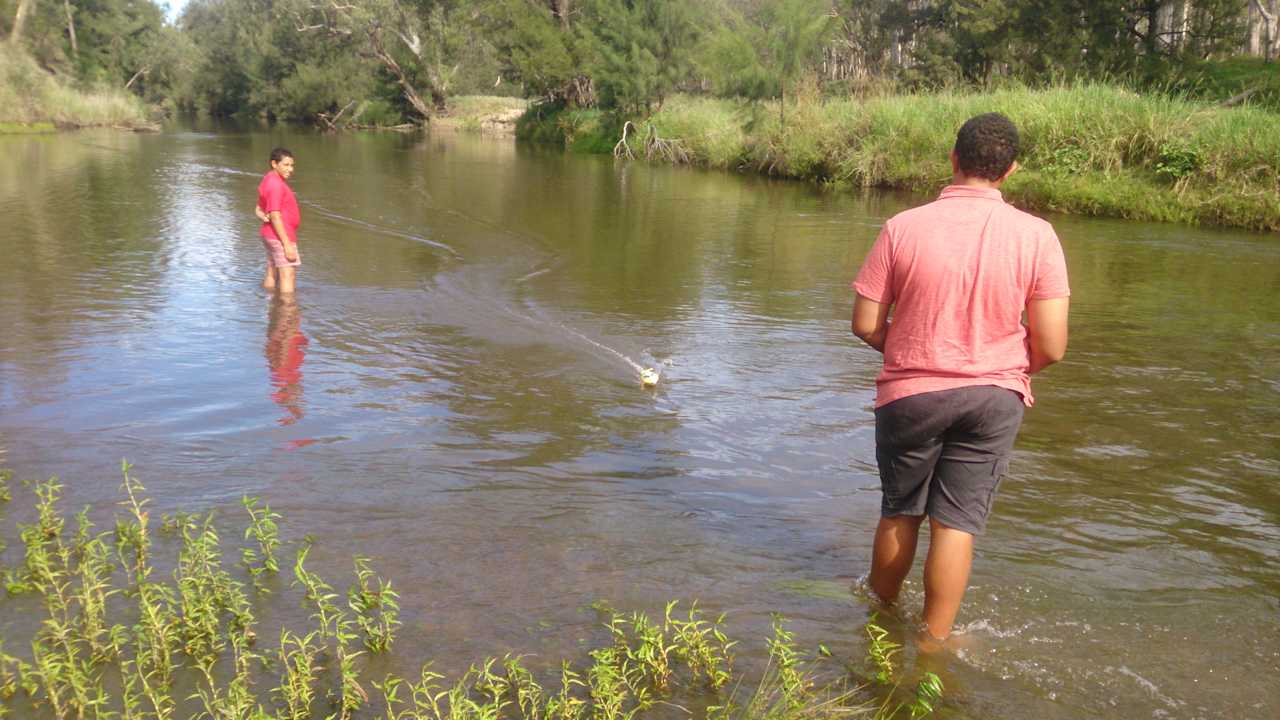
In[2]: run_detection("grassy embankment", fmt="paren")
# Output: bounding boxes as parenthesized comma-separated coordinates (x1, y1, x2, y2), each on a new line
(0, 465, 943, 720)
(0, 44, 150, 132)
(517, 83, 1280, 232)
(436, 95, 530, 133)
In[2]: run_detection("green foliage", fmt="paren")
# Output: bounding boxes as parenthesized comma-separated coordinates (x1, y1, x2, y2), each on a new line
(0, 44, 148, 127)
(483, 0, 589, 104)
(908, 673, 944, 719)
(348, 556, 402, 653)
(863, 616, 898, 685)
(0, 461, 965, 720)
(1155, 143, 1204, 181)
(355, 98, 407, 127)
(577, 0, 700, 115)
(533, 84, 1280, 231)
(241, 494, 282, 589)
(700, 0, 832, 116)
(1170, 56, 1280, 111)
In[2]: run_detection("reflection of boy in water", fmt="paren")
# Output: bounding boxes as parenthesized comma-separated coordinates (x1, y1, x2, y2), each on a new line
(254, 148, 301, 294)
(266, 296, 307, 426)
(851, 113, 1070, 642)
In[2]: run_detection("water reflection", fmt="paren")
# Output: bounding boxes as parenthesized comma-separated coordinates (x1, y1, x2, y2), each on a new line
(265, 296, 307, 427)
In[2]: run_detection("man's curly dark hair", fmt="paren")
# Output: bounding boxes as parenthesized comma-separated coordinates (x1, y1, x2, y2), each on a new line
(953, 113, 1019, 181)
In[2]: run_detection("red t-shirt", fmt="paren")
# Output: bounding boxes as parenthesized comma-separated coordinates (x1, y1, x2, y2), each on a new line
(853, 185, 1070, 408)
(258, 171, 300, 243)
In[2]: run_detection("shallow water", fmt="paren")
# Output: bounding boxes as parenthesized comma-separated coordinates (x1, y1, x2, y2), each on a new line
(0, 125, 1277, 719)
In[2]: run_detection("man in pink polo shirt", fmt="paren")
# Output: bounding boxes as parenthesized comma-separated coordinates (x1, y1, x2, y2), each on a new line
(254, 147, 301, 294)
(851, 113, 1070, 641)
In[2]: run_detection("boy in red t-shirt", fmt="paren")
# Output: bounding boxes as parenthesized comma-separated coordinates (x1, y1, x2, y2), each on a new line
(254, 147, 301, 294)
(851, 113, 1070, 641)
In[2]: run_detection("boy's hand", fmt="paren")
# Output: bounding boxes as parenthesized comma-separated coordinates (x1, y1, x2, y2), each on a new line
(283, 243, 298, 262)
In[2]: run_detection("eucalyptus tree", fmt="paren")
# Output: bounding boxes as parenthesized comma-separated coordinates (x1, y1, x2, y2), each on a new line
(281, 0, 475, 119)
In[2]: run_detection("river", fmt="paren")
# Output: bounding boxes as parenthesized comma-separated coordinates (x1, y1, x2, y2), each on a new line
(0, 126, 1277, 719)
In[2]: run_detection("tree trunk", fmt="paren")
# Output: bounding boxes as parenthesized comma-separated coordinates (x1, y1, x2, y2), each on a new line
(1253, 0, 1280, 60)
(1144, 1, 1161, 56)
(10, 0, 34, 44)
(124, 66, 149, 90)
(553, 0, 572, 31)
(369, 29, 434, 120)
(64, 0, 77, 57)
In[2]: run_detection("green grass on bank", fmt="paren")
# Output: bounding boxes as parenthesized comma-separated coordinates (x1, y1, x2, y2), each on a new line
(518, 85, 1280, 232)
(1175, 57, 1280, 112)
(0, 44, 150, 130)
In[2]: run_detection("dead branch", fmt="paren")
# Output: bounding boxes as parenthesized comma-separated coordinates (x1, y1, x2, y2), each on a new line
(124, 66, 150, 90)
(1219, 86, 1260, 107)
(643, 124, 689, 164)
(317, 99, 357, 132)
(613, 120, 636, 160)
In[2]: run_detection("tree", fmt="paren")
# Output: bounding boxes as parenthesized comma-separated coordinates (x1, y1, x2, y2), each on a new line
(700, 0, 832, 125)
(577, 0, 700, 115)
(482, 0, 594, 105)
(286, 0, 460, 119)
(9, 0, 33, 43)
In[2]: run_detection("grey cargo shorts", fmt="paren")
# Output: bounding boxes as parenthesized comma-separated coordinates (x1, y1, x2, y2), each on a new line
(874, 384, 1025, 535)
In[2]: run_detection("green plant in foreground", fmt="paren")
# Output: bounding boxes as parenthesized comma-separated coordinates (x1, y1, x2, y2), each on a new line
(667, 601, 735, 690)
(294, 544, 343, 645)
(242, 494, 282, 590)
(1, 463, 947, 720)
(349, 555, 402, 653)
(908, 673, 944, 719)
(864, 616, 899, 686)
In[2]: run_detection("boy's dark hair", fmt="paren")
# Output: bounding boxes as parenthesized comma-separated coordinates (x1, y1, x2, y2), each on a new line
(953, 113, 1018, 181)
(269, 147, 294, 165)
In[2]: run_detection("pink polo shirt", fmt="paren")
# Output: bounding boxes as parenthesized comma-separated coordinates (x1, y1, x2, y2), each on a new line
(258, 171, 300, 244)
(853, 185, 1070, 408)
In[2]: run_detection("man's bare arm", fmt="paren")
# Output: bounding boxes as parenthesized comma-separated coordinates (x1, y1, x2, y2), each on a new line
(255, 205, 268, 223)
(852, 293, 891, 353)
(269, 211, 298, 261)
(1027, 297, 1069, 374)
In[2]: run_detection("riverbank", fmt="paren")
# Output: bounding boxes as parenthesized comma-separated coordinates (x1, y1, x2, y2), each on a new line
(517, 85, 1280, 232)
(433, 95, 528, 134)
(0, 45, 153, 132)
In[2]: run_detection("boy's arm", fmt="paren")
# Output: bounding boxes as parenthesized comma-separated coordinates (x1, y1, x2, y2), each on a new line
(268, 211, 298, 262)
(255, 205, 268, 223)
(1026, 297, 1069, 374)
(852, 294, 891, 353)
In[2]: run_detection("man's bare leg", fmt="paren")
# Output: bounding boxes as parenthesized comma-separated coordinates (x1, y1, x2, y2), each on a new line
(263, 265, 277, 290)
(921, 517, 974, 640)
(869, 514, 925, 604)
(276, 266, 296, 295)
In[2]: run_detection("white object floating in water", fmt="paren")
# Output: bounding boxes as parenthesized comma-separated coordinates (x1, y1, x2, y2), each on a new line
(639, 368, 660, 387)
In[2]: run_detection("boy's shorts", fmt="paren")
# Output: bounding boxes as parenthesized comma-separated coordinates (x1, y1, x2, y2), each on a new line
(262, 236, 301, 268)
(874, 385, 1024, 535)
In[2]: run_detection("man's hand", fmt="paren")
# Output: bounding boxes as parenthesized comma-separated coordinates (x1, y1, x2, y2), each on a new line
(255, 205, 269, 223)
(268, 211, 296, 261)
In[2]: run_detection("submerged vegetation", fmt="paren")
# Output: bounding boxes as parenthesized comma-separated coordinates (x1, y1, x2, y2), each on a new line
(521, 84, 1280, 231)
(0, 464, 942, 719)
